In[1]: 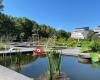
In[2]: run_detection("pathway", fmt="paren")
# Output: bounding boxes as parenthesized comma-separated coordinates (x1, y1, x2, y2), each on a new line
(0, 65, 33, 80)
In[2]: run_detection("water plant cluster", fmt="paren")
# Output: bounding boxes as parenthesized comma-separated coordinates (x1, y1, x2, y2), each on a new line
(47, 49, 62, 79)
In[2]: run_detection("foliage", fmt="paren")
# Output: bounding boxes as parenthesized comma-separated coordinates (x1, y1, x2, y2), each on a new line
(0, 0, 3, 12)
(0, 13, 70, 41)
(46, 35, 57, 47)
(56, 30, 71, 40)
(0, 35, 16, 50)
(66, 38, 85, 47)
(80, 47, 89, 53)
(56, 38, 67, 46)
(81, 40, 90, 47)
(89, 39, 100, 52)
(80, 40, 91, 52)
(66, 38, 78, 47)
(91, 52, 100, 62)
(47, 48, 62, 79)
(86, 30, 95, 41)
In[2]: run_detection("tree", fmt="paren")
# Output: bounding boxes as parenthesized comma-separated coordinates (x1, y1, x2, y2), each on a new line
(15, 17, 34, 40)
(0, 14, 16, 36)
(66, 38, 77, 47)
(0, 0, 4, 13)
(0, 13, 70, 42)
(89, 39, 100, 52)
(86, 30, 95, 41)
(56, 29, 71, 40)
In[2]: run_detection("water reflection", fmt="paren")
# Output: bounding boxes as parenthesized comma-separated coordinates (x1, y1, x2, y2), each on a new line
(91, 62, 100, 69)
(0, 54, 100, 80)
(0, 53, 38, 72)
(78, 57, 100, 69)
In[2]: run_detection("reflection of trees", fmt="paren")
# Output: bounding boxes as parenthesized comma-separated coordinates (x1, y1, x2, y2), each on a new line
(91, 62, 100, 69)
(0, 53, 38, 71)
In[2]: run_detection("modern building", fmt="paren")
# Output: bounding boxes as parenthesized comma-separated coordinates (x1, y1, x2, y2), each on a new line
(94, 26, 100, 37)
(71, 27, 90, 39)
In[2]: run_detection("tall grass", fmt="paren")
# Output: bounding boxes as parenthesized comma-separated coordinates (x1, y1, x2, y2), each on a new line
(47, 49, 62, 79)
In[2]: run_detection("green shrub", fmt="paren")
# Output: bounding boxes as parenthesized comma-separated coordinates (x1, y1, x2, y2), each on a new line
(89, 40, 100, 52)
(91, 52, 100, 62)
(81, 41, 90, 47)
(80, 40, 91, 52)
(56, 38, 67, 46)
(66, 38, 77, 47)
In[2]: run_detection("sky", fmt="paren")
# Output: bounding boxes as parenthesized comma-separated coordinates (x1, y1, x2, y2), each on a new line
(3, 0, 100, 31)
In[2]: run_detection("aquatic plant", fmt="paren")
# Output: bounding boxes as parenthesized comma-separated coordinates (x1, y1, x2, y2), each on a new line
(34, 35, 63, 79)
(46, 48, 62, 80)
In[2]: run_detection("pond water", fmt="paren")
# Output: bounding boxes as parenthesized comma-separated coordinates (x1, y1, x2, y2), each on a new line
(0, 54, 100, 80)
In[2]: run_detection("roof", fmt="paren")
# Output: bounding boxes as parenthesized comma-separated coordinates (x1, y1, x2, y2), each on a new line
(75, 27, 89, 30)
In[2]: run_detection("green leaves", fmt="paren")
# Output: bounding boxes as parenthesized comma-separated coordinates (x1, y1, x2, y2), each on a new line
(91, 52, 100, 62)
(90, 40, 100, 52)
(0, 0, 4, 12)
(47, 49, 62, 79)
(0, 13, 70, 41)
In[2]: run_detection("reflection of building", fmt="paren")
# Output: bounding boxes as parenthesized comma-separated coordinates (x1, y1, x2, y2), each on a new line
(94, 26, 100, 37)
(71, 27, 90, 39)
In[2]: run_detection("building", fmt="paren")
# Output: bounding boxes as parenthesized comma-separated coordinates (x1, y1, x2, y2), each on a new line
(71, 27, 90, 39)
(94, 26, 100, 37)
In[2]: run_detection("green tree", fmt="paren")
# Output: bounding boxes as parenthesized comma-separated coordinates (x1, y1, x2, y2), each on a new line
(0, 0, 4, 12)
(0, 13, 70, 42)
(89, 39, 100, 52)
(15, 17, 34, 40)
(0, 14, 16, 36)
(66, 38, 77, 47)
(57, 29, 71, 40)
(86, 30, 98, 41)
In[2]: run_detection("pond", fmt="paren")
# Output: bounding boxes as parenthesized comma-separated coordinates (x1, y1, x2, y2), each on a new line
(0, 53, 100, 80)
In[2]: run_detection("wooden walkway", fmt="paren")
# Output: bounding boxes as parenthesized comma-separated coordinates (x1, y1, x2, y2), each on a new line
(0, 47, 91, 58)
(0, 45, 67, 54)
(0, 47, 36, 54)
(0, 65, 33, 80)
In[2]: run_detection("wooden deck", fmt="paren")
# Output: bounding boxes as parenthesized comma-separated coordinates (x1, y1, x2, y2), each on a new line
(0, 65, 33, 80)
(0, 47, 91, 58)
(0, 47, 36, 54)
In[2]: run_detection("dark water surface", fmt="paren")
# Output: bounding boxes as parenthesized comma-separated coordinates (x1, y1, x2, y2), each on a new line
(0, 54, 100, 80)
